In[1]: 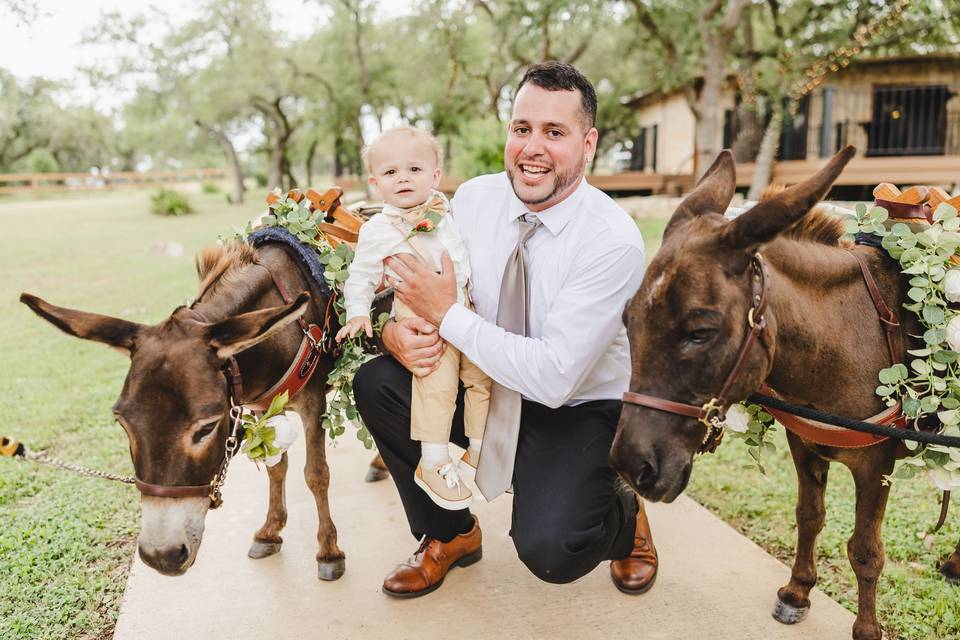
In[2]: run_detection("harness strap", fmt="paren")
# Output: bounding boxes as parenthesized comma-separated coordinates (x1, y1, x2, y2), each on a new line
(849, 250, 899, 366)
(757, 384, 904, 448)
(717, 257, 770, 405)
(134, 478, 212, 499)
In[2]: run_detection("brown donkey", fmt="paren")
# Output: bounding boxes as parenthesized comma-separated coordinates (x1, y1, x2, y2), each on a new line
(611, 147, 960, 640)
(21, 242, 363, 579)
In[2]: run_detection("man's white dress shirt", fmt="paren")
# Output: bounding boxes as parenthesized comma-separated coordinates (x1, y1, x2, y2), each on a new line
(440, 173, 645, 409)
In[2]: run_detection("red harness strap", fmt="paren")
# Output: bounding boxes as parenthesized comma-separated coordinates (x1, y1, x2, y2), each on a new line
(236, 261, 334, 411)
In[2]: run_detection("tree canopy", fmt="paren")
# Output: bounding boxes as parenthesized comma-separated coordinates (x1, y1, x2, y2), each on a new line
(2, 0, 958, 197)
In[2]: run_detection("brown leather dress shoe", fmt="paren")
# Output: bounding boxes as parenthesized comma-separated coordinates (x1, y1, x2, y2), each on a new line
(382, 516, 483, 598)
(610, 497, 658, 594)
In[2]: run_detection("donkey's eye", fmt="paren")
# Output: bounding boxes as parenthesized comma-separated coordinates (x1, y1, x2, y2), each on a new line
(684, 329, 717, 345)
(192, 419, 220, 444)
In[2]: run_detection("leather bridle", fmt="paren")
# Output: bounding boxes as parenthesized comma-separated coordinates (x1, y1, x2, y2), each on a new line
(133, 259, 337, 508)
(622, 254, 771, 454)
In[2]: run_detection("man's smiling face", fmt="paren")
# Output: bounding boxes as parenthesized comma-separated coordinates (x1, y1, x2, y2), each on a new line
(504, 83, 598, 212)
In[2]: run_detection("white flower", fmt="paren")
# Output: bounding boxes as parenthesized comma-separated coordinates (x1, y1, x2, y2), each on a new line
(944, 269, 960, 303)
(947, 316, 960, 352)
(723, 404, 751, 433)
(927, 466, 960, 491)
(264, 411, 302, 467)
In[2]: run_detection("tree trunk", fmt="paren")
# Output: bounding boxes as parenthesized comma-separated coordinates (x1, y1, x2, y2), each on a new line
(305, 139, 318, 186)
(747, 107, 783, 201)
(268, 136, 284, 191)
(693, 38, 725, 180)
(196, 120, 244, 205)
(334, 134, 345, 177)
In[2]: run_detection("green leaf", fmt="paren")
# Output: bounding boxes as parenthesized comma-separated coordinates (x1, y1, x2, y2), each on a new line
(903, 396, 921, 416)
(907, 287, 926, 302)
(935, 350, 959, 364)
(923, 328, 946, 346)
(923, 304, 946, 325)
(920, 395, 940, 413)
(264, 391, 289, 420)
(878, 366, 903, 384)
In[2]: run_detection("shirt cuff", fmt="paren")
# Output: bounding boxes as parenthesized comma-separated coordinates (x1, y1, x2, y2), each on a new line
(438, 302, 478, 346)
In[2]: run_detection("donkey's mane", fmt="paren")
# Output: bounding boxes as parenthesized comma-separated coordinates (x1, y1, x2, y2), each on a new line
(195, 242, 259, 300)
(760, 185, 849, 247)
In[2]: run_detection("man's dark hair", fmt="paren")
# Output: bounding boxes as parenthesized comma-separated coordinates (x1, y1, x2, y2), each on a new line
(516, 61, 598, 130)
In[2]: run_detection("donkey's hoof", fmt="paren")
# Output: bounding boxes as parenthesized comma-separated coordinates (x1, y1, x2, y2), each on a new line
(365, 466, 389, 483)
(248, 541, 282, 559)
(772, 597, 809, 624)
(317, 557, 346, 581)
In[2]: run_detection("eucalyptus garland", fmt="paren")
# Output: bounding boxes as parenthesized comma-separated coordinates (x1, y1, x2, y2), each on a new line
(222, 192, 390, 450)
(850, 201, 960, 490)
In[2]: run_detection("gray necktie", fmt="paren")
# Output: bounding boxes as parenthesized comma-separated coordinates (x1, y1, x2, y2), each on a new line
(476, 215, 541, 500)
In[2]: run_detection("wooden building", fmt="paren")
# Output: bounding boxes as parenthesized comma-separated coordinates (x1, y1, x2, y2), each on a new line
(615, 54, 960, 193)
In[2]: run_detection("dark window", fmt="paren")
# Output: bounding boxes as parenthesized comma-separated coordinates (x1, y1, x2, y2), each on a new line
(777, 95, 809, 161)
(651, 125, 658, 172)
(866, 85, 950, 156)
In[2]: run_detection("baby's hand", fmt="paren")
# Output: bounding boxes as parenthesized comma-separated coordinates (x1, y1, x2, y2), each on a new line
(335, 316, 374, 343)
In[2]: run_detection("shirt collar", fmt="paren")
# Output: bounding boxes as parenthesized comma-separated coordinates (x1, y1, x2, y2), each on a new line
(507, 176, 588, 236)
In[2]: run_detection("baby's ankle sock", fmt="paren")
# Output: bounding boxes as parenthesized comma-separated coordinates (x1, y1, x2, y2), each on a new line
(420, 442, 449, 469)
(468, 438, 482, 454)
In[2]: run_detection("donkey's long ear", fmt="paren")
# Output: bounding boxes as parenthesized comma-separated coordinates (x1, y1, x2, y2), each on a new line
(20, 293, 143, 356)
(663, 150, 737, 238)
(207, 292, 310, 359)
(720, 146, 856, 251)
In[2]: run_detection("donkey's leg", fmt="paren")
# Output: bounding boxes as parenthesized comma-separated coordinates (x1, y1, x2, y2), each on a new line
(304, 419, 346, 581)
(774, 433, 830, 624)
(845, 451, 896, 640)
(939, 537, 960, 585)
(365, 452, 389, 482)
(248, 452, 289, 559)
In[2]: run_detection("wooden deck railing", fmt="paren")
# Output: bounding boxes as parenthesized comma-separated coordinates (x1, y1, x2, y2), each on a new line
(0, 168, 227, 195)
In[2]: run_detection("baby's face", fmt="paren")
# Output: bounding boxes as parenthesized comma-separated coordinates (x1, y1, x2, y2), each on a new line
(367, 132, 441, 209)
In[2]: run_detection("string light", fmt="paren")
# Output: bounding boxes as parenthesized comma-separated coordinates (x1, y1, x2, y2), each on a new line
(788, 0, 909, 101)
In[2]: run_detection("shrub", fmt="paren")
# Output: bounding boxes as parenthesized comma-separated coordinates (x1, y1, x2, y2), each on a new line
(201, 181, 221, 194)
(151, 188, 193, 216)
(453, 117, 506, 178)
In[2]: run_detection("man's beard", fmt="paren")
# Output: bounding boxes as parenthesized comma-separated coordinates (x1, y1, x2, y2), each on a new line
(507, 155, 585, 207)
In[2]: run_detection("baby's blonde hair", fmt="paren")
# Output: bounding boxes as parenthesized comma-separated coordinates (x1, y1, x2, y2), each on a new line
(362, 125, 444, 175)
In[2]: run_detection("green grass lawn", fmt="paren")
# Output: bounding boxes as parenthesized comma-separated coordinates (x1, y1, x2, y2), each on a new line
(0, 189, 255, 639)
(0, 195, 956, 639)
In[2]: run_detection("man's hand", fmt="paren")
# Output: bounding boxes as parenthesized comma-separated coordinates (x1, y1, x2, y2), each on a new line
(385, 251, 458, 328)
(382, 316, 446, 377)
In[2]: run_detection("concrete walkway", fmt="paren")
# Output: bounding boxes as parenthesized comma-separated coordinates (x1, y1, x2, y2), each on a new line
(114, 434, 854, 640)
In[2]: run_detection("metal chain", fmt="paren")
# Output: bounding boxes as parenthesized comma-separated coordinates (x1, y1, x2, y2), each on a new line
(19, 448, 135, 484)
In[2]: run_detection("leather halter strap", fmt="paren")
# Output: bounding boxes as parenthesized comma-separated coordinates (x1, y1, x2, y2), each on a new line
(622, 254, 770, 454)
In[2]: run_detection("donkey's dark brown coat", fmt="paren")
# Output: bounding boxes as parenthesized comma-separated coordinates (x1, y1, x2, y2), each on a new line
(612, 148, 960, 640)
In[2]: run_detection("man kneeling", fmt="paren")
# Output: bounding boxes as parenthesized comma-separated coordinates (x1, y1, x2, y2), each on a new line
(354, 61, 657, 597)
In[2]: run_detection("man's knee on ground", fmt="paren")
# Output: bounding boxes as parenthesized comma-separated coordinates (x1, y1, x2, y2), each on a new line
(514, 531, 589, 585)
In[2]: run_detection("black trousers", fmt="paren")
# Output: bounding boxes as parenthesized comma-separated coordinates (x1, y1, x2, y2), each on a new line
(354, 355, 637, 584)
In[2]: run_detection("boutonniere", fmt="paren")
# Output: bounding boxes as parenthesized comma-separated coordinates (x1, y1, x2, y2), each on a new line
(409, 211, 442, 236)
